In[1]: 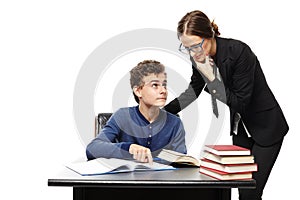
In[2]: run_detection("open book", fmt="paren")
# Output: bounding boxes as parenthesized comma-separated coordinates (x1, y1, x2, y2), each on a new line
(66, 157, 175, 176)
(157, 149, 200, 167)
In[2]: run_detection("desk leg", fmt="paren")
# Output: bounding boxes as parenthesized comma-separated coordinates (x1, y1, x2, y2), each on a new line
(73, 187, 231, 200)
(220, 188, 231, 200)
(73, 187, 84, 200)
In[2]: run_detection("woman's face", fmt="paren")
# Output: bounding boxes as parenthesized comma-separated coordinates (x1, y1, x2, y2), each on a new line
(179, 34, 212, 63)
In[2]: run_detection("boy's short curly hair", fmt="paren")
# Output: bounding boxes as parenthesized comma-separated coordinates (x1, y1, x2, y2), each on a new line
(130, 60, 166, 103)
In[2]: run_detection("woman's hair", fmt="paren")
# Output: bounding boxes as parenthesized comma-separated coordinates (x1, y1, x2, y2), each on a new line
(177, 10, 220, 39)
(130, 60, 166, 103)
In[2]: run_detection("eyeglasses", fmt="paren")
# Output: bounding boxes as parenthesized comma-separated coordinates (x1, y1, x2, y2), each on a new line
(178, 38, 205, 55)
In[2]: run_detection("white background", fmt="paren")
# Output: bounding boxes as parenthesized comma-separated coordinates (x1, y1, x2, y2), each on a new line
(1, 0, 299, 199)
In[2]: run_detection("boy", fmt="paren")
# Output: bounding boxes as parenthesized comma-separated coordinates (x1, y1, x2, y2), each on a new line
(86, 60, 187, 163)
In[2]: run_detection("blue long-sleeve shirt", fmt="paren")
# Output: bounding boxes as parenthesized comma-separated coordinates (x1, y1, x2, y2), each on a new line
(86, 106, 187, 160)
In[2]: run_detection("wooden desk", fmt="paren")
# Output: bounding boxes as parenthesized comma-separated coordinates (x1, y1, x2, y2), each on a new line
(48, 167, 255, 200)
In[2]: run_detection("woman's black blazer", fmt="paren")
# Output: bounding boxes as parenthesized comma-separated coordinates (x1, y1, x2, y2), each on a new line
(164, 37, 289, 146)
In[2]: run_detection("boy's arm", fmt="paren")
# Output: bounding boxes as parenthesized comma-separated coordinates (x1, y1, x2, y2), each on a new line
(86, 115, 132, 160)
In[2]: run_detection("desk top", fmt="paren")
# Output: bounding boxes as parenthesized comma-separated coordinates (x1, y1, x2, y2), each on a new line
(48, 167, 256, 189)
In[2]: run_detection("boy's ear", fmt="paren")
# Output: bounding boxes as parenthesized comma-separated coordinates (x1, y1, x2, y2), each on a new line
(133, 86, 142, 98)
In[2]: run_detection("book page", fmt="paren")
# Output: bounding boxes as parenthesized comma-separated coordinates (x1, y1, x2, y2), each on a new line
(66, 157, 175, 175)
(157, 149, 186, 162)
(108, 158, 175, 171)
(133, 161, 175, 171)
(157, 149, 200, 166)
(66, 158, 119, 175)
(176, 156, 200, 164)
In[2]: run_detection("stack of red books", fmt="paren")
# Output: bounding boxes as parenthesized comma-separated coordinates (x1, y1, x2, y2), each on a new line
(199, 145, 257, 180)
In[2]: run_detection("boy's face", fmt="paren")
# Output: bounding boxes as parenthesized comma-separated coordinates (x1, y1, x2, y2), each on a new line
(136, 72, 167, 108)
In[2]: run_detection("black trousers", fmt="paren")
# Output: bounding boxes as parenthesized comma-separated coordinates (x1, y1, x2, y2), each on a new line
(232, 128, 284, 200)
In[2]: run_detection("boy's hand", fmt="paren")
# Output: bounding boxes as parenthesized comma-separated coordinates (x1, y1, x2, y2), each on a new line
(129, 144, 153, 165)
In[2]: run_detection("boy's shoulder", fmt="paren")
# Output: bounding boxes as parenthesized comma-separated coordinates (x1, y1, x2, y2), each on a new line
(113, 106, 138, 118)
(162, 109, 181, 121)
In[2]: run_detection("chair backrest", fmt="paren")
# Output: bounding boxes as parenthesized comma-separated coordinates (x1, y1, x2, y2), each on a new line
(94, 113, 113, 137)
(94, 112, 179, 137)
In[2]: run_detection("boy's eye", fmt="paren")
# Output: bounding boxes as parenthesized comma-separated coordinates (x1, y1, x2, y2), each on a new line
(152, 83, 159, 88)
(150, 83, 167, 88)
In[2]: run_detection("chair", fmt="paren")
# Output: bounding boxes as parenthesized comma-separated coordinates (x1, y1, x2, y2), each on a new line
(94, 113, 112, 137)
(94, 112, 179, 137)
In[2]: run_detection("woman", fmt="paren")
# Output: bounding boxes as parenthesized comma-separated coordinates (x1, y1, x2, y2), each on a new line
(164, 10, 289, 200)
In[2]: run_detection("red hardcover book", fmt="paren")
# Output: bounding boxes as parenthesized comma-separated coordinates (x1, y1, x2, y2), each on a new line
(202, 151, 254, 164)
(199, 166, 253, 180)
(203, 144, 251, 156)
(200, 158, 258, 173)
